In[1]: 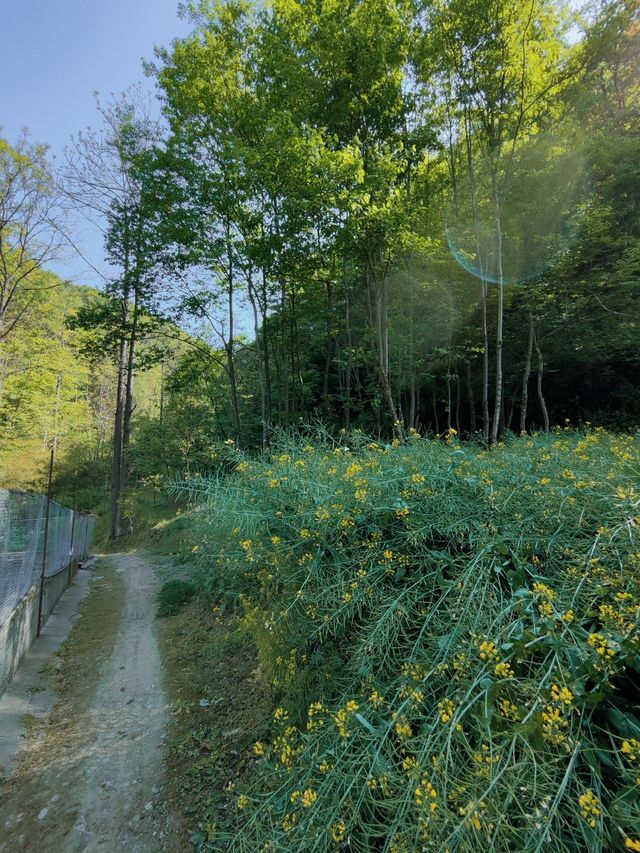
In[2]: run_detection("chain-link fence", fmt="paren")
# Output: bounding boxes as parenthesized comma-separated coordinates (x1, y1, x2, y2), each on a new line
(0, 489, 95, 628)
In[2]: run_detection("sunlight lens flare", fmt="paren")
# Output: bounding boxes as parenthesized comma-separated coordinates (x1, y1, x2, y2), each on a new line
(445, 133, 589, 286)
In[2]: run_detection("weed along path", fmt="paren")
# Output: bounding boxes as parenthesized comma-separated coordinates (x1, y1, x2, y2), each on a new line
(0, 552, 183, 852)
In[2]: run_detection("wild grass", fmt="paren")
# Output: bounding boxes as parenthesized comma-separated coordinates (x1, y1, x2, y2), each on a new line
(157, 578, 196, 617)
(179, 428, 640, 852)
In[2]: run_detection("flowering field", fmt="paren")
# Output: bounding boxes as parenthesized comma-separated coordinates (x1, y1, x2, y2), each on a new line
(182, 429, 640, 852)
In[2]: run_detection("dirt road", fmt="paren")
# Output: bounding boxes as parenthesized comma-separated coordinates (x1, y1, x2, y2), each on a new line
(0, 553, 183, 852)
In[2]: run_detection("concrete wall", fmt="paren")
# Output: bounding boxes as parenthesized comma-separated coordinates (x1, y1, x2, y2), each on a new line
(0, 561, 79, 699)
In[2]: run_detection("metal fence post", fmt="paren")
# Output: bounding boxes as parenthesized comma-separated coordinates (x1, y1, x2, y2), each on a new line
(36, 446, 55, 638)
(68, 483, 78, 588)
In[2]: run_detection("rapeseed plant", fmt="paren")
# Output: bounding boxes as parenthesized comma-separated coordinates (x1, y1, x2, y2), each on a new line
(178, 428, 640, 851)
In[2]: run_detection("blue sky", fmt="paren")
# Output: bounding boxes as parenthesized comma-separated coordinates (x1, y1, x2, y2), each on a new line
(0, 1, 191, 286)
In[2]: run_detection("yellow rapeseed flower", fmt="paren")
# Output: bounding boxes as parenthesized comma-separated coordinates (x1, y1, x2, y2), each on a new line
(621, 739, 640, 763)
(330, 821, 346, 843)
(369, 689, 385, 708)
(301, 788, 317, 808)
(415, 778, 438, 811)
(550, 684, 573, 706)
(587, 632, 616, 659)
(578, 790, 600, 828)
(478, 640, 499, 661)
(282, 813, 298, 832)
(395, 717, 413, 739)
(494, 661, 514, 678)
(437, 698, 455, 724)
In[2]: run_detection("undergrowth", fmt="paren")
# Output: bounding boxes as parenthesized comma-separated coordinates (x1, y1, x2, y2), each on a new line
(179, 428, 640, 852)
(158, 597, 270, 850)
(157, 579, 196, 617)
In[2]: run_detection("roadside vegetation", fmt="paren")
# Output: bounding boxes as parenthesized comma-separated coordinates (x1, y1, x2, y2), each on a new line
(173, 428, 640, 851)
(158, 594, 270, 850)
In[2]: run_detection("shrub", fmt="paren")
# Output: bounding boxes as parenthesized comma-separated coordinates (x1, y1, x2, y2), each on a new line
(157, 578, 196, 618)
(181, 428, 640, 851)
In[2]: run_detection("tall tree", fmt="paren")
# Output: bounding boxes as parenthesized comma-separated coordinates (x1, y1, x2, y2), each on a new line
(63, 94, 164, 538)
(0, 133, 65, 342)
(425, 0, 575, 442)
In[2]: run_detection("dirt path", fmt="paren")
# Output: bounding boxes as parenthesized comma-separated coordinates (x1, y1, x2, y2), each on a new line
(0, 552, 183, 852)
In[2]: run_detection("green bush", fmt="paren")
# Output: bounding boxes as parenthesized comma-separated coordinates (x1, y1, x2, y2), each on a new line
(181, 428, 640, 852)
(157, 578, 196, 618)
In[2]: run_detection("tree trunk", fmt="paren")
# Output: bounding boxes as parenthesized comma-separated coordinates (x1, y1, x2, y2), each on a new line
(0, 341, 6, 399)
(534, 328, 550, 432)
(506, 396, 515, 432)
(225, 334, 242, 447)
(481, 283, 490, 444)
(224, 222, 242, 447)
(407, 255, 416, 430)
(280, 281, 289, 427)
(370, 266, 401, 436)
(343, 268, 353, 431)
(465, 360, 476, 435)
(261, 272, 272, 434)
(292, 287, 304, 415)
(121, 285, 140, 531)
(464, 112, 490, 444)
(111, 208, 132, 541)
(248, 269, 269, 448)
(490, 172, 505, 446)
(110, 330, 128, 541)
(520, 314, 534, 433)
(409, 373, 416, 430)
(431, 385, 440, 435)
(322, 281, 333, 405)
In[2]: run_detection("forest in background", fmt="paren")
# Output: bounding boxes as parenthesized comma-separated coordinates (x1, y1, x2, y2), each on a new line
(0, 274, 226, 530)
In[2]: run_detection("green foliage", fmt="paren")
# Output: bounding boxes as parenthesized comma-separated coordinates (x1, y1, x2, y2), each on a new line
(127, 347, 230, 478)
(150, 0, 640, 437)
(157, 578, 197, 618)
(181, 430, 640, 851)
(0, 273, 170, 522)
(0, 279, 114, 492)
(0, 132, 65, 342)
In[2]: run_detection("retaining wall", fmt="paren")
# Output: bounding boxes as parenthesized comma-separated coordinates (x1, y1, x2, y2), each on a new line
(0, 560, 81, 698)
(0, 489, 95, 700)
